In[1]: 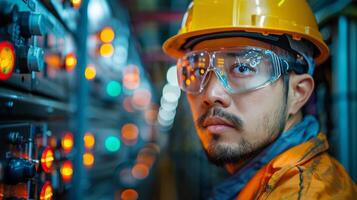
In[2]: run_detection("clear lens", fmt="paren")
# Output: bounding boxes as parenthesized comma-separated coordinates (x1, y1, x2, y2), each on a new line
(177, 47, 282, 94)
(177, 51, 210, 93)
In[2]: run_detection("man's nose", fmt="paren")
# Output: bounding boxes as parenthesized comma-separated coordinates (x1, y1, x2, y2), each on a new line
(201, 71, 231, 108)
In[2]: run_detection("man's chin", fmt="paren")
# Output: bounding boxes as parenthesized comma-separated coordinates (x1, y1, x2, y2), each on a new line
(203, 142, 253, 167)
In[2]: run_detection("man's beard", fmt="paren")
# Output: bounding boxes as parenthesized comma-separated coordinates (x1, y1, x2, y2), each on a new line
(196, 103, 287, 167)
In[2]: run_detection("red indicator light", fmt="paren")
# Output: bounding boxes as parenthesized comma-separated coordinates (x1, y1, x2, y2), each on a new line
(61, 132, 74, 153)
(0, 41, 15, 80)
(40, 181, 53, 200)
(60, 160, 73, 182)
(40, 147, 54, 173)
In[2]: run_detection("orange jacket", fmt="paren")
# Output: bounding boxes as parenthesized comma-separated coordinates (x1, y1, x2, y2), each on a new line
(237, 133, 357, 200)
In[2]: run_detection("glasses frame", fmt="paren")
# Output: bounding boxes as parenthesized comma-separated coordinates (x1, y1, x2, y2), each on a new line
(177, 46, 290, 95)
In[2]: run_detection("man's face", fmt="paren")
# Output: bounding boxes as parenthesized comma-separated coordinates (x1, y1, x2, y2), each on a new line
(185, 38, 289, 167)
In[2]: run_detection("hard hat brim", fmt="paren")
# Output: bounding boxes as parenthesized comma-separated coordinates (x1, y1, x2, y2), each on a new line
(163, 27, 329, 66)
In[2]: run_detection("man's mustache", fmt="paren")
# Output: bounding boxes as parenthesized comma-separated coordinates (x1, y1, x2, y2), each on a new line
(196, 107, 243, 131)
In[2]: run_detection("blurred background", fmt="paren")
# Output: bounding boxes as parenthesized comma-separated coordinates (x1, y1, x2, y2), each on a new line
(0, 0, 356, 199)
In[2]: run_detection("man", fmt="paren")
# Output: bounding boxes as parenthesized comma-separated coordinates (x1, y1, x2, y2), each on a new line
(162, 0, 357, 199)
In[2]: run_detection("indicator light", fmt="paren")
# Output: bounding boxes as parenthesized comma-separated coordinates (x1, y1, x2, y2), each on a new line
(85, 64, 96, 80)
(40, 147, 54, 173)
(123, 65, 140, 90)
(83, 152, 94, 168)
(105, 136, 120, 152)
(99, 43, 114, 57)
(61, 132, 74, 153)
(131, 163, 149, 180)
(84, 132, 95, 150)
(60, 160, 73, 182)
(121, 123, 139, 146)
(106, 80, 121, 97)
(39, 181, 53, 200)
(71, 0, 82, 9)
(0, 41, 15, 80)
(65, 52, 77, 72)
(121, 189, 138, 200)
(99, 27, 115, 43)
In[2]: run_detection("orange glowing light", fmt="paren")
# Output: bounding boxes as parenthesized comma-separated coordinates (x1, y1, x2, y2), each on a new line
(61, 132, 74, 153)
(83, 152, 94, 168)
(121, 189, 139, 200)
(44, 53, 62, 69)
(40, 181, 53, 200)
(132, 89, 152, 109)
(65, 53, 77, 72)
(40, 147, 54, 173)
(85, 65, 96, 80)
(131, 163, 149, 179)
(99, 27, 115, 43)
(71, 0, 82, 9)
(83, 132, 95, 150)
(60, 160, 73, 182)
(0, 41, 15, 80)
(99, 43, 114, 57)
(121, 124, 139, 145)
(123, 65, 140, 90)
(185, 79, 191, 86)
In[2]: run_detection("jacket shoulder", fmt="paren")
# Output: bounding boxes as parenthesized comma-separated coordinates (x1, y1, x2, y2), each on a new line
(262, 153, 357, 200)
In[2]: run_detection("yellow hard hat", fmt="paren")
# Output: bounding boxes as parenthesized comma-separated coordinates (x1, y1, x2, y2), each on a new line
(163, 0, 329, 66)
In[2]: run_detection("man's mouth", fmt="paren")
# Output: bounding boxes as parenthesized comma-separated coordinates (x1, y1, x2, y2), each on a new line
(203, 117, 236, 133)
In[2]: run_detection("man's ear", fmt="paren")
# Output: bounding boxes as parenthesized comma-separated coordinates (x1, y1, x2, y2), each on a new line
(287, 73, 315, 115)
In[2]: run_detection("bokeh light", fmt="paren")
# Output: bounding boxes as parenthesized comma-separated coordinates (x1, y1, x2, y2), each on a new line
(83, 152, 94, 168)
(123, 65, 140, 90)
(65, 53, 77, 72)
(99, 43, 114, 57)
(121, 189, 138, 200)
(61, 132, 74, 153)
(84, 132, 95, 150)
(105, 136, 121, 152)
(85, 65, 96, 80)
(60, 160, 73, 182)
(121, 123, 139, 145)
(131, 163, 149, 180)
(99, 27, 115, 43)
(71, 0, 82, 9)
(39, 181, 53, 200)
(132, 89, 151, 109)
(166, 65, 179, 86)
(106, 81, 121, 97)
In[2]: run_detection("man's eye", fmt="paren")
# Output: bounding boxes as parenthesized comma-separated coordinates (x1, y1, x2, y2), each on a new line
(230, 63, 256, 76)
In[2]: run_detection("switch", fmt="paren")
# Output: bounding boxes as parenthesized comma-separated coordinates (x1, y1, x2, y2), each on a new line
(4, 157, 36, 185)
(18, 45, 44, 72)
(19, 12, 49, 37)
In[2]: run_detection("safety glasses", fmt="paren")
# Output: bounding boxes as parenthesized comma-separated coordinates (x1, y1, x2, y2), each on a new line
(176, 46, 291, 94)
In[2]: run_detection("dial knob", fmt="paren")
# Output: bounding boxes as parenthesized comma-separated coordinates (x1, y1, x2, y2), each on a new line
(18, 45, 44, 72)
(19, 12, 48, 37)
